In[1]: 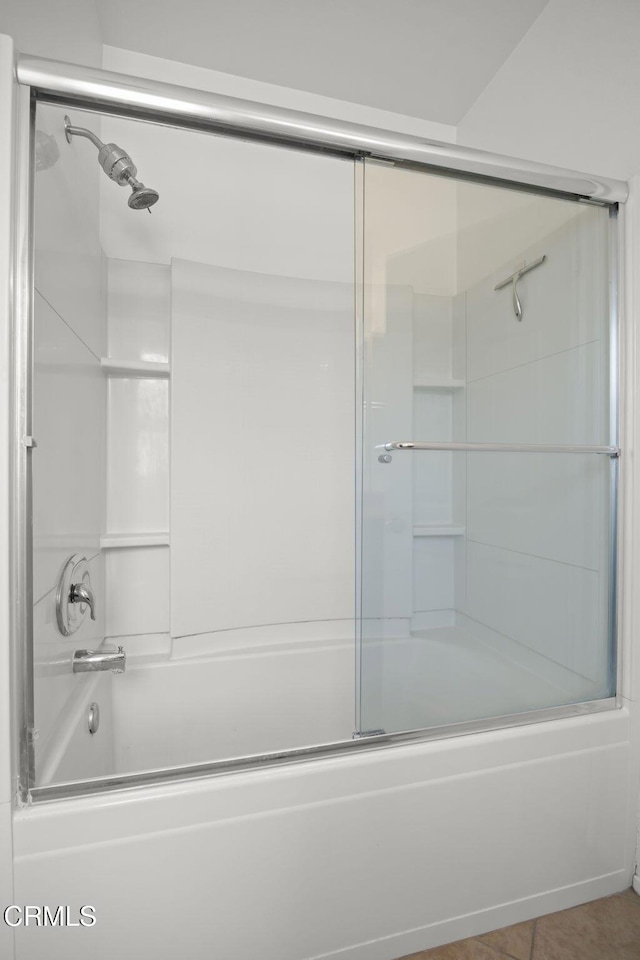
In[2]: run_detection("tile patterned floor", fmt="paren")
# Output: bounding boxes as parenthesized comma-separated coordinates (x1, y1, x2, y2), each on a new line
(398, 888, 640, 959)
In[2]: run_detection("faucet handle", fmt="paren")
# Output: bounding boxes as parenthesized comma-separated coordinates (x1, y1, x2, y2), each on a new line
(69, 581, 96, 621)
(56, 554, 97, 636)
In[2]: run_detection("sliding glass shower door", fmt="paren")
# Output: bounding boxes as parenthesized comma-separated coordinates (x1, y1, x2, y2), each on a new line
(25, 91, 619, 798)
(357, 160, 617, 737)
(29, 100, 357, 790)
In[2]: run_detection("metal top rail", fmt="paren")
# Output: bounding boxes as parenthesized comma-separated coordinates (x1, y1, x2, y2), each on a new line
(16, 54, 627, 203)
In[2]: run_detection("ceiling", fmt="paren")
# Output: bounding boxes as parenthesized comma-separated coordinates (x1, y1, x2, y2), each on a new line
(98, 0, 550, 125)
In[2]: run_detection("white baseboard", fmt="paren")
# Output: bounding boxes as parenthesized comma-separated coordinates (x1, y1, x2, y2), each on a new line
(633, 873, 640, 896)
(311, 872, 630, 960)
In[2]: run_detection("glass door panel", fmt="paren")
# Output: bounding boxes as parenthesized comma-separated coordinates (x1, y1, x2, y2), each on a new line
(358, 161, 615, 737)
(30, 101, 356, 789)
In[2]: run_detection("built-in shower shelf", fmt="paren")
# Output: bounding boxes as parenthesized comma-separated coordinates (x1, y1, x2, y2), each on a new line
(100, 533, 170, 549)
(413, 525, 466, 537)
(413, 378, 465, 390)
(100, 358, 170, 378)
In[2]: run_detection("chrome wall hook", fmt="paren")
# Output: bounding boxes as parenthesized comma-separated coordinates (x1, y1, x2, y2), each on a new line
(494, 254, 546, 321)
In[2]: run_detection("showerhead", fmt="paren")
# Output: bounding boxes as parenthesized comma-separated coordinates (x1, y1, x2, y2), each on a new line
(64, 115, 159, 212)
(127, 181, 160, 210)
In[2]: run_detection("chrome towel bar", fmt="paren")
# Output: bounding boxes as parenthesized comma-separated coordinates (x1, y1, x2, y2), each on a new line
(379, 441, 620, 457)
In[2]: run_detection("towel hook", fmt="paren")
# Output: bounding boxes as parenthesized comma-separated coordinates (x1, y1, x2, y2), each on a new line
(494, 255, 546, 321)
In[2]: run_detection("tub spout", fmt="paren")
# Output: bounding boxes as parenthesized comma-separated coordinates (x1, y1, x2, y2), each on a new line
(72, 646, 126, 674)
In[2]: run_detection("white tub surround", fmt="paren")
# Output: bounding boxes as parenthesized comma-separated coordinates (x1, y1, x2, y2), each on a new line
(171, 259, 355, 639)
(13, 709, 635, 960)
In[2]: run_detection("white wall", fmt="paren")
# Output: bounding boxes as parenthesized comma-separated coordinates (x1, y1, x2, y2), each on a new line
(0, 0, 101, 65)
(171, 258, 354, 643)
(98, 0, 549, 126)
(457, 0, 640, 181)
(103, 45, 456, 143)
(103, 259, 170, 655)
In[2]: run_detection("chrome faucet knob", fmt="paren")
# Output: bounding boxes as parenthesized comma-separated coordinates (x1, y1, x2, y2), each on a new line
(56, 555, 96, 636)
(69, 582, 96, 621)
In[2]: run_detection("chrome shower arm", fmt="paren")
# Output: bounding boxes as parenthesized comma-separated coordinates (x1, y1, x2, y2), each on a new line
(63, 114, 159, 210)
(64, 119, 104, 151)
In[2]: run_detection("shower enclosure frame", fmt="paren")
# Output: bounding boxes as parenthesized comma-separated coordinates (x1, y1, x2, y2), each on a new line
(10, 54, 625, 805)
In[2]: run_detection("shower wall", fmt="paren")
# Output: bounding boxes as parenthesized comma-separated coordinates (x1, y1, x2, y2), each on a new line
(97, 115, 355, 660)
(31, 103, 109, 783)
(170, 258, 354, 640)
(362, 166, 459, 637)
(460, 199, 610, 690)
(364, 166, 611, 723)
(58, 114, 359, 770)
(103, 258, 170, 658)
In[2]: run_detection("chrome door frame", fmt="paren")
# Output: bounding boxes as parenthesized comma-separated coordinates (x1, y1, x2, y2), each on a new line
(12, 82, 35, 805)
(12, 54, 623, 804)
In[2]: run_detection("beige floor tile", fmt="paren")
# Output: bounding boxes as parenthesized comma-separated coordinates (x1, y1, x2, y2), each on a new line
(477, 919, 535, 959)
(532, 893, 640, 960)
(400, 938, 513, 959)
(619, 887, 640, 904)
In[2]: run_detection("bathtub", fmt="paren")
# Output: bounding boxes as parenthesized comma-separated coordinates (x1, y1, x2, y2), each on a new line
(38, 615, 612, 787)
(39, 622, 356, 785)
(14, 625, 637, 960)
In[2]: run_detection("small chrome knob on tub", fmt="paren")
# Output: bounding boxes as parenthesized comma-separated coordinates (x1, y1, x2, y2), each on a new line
(72, 646, 126, 674)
